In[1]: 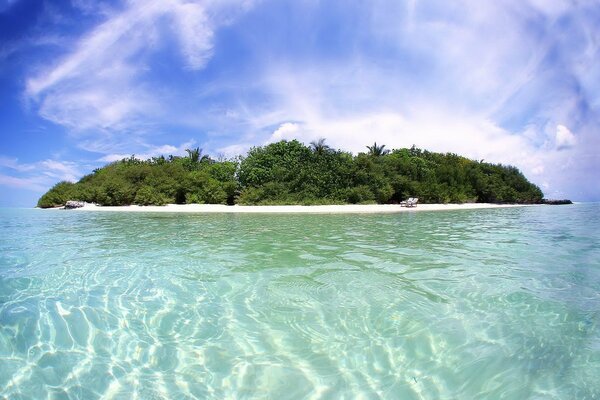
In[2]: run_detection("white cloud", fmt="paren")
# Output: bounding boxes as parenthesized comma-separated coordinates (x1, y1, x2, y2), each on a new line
(39, 160, 80, 182)
(531, 165, 544, 175)
(173, 1, 214, 69)
(527, 0, 572, 18)
(97, 140, 195, 162)
(253, 62, 533, 162)
(0, 158, 82, 192)
(260, 107, 535, 167)
(233, 52, 592, 198)
(0, 156, 36, 172)
(0, 157, 79, 179)
(25, 0, 253, 136)
(0, 174, 48, 192)
(555, 124, 577, 150)
(266, 122, 301, 143)
(216, 143, 252, 158)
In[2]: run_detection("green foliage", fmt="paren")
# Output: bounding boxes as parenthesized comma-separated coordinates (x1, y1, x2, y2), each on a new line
(185, 171, 229, 204)
(346, 185, 375, 204)
(134, 186, 169, 206)
(37, 181, 77, 208)
(96, 175, 135, 206)
(238, 140, 312, 188)
(38, 141, 544, 207)
(236, 186, 265, 205)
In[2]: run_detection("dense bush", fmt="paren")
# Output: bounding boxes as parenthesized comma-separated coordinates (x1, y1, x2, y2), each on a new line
(37, 141, 543, 207)
(37, 181, 77, 208)
(134, 186, 169, 206)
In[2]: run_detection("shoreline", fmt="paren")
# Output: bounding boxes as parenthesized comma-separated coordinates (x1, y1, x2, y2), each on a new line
(51, 203, 538, 214)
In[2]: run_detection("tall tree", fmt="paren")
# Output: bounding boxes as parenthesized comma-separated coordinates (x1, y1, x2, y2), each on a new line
(310, 138, 330, 155)
(186, 147, 202, 163)
(366, 142, 390, 156)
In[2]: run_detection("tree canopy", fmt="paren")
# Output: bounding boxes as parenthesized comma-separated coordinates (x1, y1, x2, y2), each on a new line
(37, 140, 543, 208)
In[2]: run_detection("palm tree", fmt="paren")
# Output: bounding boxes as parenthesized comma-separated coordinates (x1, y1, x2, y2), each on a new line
(185, 147, 202, 163)
(151, 155, 166, 165)
(366, 142, 390, 156)
(310, 138, 331, 155)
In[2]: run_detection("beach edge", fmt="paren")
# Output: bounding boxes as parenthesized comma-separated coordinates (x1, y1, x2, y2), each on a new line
(46, 203, 540, 214)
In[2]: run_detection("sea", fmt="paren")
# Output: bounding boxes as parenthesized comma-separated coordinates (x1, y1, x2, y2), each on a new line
(0, 204, 598, 399)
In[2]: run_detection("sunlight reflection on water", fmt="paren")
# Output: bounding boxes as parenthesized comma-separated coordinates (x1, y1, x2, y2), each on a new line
(0, 204, 599, 399)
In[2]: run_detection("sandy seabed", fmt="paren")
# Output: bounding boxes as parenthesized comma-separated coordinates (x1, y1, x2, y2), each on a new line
(60, 203, 536, 214)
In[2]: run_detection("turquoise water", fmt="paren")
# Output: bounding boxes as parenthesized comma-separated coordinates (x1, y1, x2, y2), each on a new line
(0, 205, 599, 399)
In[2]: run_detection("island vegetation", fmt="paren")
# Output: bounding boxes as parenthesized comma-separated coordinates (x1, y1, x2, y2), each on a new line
(37, 140, 543, 208)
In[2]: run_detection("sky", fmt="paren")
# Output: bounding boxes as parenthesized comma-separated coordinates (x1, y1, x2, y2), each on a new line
(1, 0, 599, 206)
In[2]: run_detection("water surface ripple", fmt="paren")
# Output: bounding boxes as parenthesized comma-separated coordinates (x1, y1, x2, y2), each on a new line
(1, 204, 599, 399)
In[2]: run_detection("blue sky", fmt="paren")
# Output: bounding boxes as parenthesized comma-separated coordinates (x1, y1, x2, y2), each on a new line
(1, 0, 599, 206)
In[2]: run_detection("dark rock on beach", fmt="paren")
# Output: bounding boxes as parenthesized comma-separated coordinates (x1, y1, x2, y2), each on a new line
(64, 200, 85, 209)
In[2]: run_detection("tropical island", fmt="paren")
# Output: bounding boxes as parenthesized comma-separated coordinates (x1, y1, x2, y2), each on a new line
(37, 140, 544, 208)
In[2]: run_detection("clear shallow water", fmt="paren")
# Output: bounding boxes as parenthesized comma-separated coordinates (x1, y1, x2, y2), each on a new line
(0, 205, 599, 399)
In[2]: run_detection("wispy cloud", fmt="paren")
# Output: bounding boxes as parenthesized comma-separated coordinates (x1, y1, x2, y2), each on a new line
(0, 157, 81, 192)
(0, 156, 36, 172)
(25, 0, 253, 139)
(38, 159, 80, 182)
(97, 140, 195, 162)
(0, 174, 48, 192)
(555, 125, 577, 150)
(216, 143, 253, 158)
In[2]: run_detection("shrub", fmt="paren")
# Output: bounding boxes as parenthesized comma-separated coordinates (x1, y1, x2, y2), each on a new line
(37, 181, 77, 208)
(346, 185, 375, 204)
(134, 186, 168, 206)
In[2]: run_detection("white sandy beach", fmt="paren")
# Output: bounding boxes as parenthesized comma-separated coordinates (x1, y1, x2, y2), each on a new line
(64, 203, 536, 214)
